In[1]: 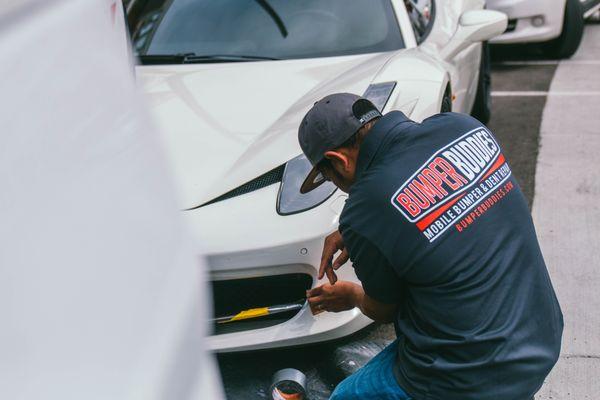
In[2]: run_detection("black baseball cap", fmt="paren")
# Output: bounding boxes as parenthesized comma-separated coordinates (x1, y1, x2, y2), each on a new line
(298, 93, 381, 193)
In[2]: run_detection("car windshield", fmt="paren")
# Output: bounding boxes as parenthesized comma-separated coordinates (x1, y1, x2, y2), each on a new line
(127, 0, 404, 62)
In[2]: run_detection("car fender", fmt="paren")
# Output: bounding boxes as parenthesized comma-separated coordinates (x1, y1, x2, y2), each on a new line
(370, 48, 450, 121)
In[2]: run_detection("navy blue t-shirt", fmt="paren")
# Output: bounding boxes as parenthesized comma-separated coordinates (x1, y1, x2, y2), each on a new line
(339, 111, 563, 400)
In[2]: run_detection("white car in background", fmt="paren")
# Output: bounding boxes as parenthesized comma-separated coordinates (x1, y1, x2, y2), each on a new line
(127, 0, 506, 352)
(486, 0, 595, 58)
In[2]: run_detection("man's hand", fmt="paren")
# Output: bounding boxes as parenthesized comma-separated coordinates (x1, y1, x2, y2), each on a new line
(319, 230, 350, 285)
(307, 281, 397, 323)
(306, 281, 361, 314)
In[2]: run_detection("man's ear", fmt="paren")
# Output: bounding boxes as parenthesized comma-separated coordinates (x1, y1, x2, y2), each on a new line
(324, 150, 350, 172)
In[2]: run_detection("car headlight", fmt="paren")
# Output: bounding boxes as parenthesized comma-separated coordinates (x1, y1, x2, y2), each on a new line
(363, 82, 396, 111)
(277, 154, 337, 215)
(276, 84, 395, 215)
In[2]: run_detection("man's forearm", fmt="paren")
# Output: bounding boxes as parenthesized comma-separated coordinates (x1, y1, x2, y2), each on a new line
(349, 283, 396, 323)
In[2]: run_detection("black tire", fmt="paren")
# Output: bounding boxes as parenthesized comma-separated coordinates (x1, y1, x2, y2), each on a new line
(471, 42, 491, 124)
(441, 88, 452, 113)
(542, 0, 584, 59)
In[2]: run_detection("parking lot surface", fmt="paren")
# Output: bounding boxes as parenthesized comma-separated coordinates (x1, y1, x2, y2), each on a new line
(218, 22, 600, 399)
(533, 22, 600, 400)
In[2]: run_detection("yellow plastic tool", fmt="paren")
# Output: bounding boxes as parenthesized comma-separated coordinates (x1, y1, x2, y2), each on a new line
(227, 307, 270, 322)
(212, 300, 304, 324)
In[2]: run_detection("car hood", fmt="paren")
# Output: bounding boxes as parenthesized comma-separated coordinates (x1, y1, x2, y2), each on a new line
(137, 52, 394, 209)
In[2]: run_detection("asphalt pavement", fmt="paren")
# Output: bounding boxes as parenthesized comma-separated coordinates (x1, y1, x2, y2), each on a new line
(218, 22, 600, 399)
(533, 22, 600, 400)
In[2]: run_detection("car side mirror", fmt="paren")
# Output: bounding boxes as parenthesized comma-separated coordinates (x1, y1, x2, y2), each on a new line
(442, 10, 507, 62)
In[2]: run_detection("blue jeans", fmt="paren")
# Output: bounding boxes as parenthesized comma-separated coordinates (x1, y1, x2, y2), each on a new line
(330, 340, 411, 400)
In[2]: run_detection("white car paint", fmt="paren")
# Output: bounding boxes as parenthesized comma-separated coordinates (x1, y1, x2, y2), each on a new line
(487, 0, 566, 44)
(136, 0, 506, 352)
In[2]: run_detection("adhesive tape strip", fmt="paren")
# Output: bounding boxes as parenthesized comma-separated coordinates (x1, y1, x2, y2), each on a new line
(270, 368, 307, 400)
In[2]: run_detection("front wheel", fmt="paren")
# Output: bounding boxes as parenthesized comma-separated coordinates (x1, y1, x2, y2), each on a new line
(441, 87, 452, 113)
(542, 0, 584, 59)
(471, 42, 491, 124)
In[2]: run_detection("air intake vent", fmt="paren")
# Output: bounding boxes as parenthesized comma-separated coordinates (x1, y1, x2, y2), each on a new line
(211, 273, 312, 335)
(193, 164, 285, 209)
(505, 19, 517, 33)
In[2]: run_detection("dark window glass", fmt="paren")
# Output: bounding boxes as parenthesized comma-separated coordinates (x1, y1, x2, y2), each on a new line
(404, 0, 434, 43)
(127, 0, 404, 61)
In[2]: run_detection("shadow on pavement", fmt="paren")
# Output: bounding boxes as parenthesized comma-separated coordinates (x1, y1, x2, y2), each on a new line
(491, 43, 552, 62)
(217, 323, 395, 400)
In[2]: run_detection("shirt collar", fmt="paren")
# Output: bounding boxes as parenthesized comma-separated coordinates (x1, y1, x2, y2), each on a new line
(354, 111, 411, 180)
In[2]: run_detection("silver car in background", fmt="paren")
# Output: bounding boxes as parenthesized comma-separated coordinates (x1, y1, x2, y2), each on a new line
(486, 0, 594, 58)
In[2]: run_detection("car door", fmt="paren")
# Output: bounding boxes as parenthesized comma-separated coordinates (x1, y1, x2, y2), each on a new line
(445, 0, 483, 114)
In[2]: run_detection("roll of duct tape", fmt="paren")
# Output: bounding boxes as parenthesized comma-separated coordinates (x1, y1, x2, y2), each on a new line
(270, 368, 307, 400)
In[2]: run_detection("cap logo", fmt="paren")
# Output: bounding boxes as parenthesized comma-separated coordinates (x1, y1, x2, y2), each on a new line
(358, 109, 381, 124)
(352, 98, 381, 124)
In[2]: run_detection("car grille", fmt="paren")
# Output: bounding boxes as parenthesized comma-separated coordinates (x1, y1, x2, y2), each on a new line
(192, 164, 285, 209)
(211, 273, 312, 335)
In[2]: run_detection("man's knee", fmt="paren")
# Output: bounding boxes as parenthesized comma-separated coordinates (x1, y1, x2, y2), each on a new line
(329, 375, 359, 400)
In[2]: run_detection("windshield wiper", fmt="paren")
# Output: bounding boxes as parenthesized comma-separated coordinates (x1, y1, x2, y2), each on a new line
(184, 54, 280, 63)
(137, 53, 280, 65)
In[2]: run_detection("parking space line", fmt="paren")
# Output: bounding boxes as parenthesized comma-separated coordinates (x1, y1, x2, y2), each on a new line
(491, 91, 547, 96)
(492, 91, 600, 97)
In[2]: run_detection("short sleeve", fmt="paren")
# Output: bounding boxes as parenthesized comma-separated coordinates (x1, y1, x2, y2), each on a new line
(341, 227, 402, 304)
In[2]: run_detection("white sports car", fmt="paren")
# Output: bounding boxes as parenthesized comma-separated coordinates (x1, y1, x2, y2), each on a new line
(486, 0, 595, 58)
(127, 0, 506, 352)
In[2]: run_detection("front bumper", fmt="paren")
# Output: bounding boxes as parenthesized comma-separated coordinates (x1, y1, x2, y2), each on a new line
(487, 0, 565, 44)
(185, 182, 372, 352)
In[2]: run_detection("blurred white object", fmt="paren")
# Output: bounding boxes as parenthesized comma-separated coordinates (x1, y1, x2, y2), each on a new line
(486, 0, 586, 58)
(0, 1, 222, 399)
(582, 0, 600, 18)
(587, 6, 600, 20)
